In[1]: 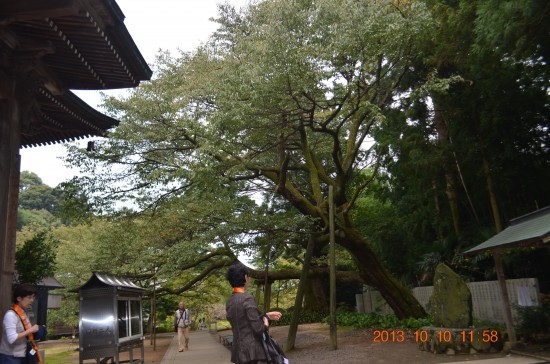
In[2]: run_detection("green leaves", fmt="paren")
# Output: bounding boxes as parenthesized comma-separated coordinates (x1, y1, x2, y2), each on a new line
(58, 0, 444, 317)
(474, 0, 550, 60)
(331, 312, 432, 330)
(15, 231, 58, 285)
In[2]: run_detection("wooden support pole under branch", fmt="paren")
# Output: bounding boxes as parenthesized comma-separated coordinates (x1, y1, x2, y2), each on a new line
(329, 185, 337, 350)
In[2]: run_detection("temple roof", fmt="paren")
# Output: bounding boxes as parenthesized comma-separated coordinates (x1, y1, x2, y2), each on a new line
(1, 0, 153, 147)
(1, 0, 152, 90)
(21, 88, 120, 147)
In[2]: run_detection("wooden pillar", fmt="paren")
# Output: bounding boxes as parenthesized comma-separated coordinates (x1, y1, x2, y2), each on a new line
(328, 185, 337, 350)
(0, 88, 22, 326)
(286, 234, 315, 351)
(255, 283, 261, 307)
(493, 249, 517, 344)
(264, 280, 272, 312)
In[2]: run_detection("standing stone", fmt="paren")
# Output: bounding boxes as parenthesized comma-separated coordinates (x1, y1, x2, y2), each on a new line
(430, 263, 473, 328)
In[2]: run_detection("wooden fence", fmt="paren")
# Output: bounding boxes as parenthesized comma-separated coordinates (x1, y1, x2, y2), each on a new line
(355, 278, 540, 323)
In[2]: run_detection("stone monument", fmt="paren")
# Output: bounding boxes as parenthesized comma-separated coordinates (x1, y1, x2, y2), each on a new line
(419, 263, 502, 355)
(431, 262, 473, 328)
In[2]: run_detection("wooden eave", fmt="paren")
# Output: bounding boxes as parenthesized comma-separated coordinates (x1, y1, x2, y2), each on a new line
(1, 0, 152, 90)
(20, 88, 119, 148)
(0, 0, 152, 147)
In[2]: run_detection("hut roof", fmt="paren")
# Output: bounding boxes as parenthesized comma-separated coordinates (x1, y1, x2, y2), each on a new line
(75, 272, 146, 292)
(464, 206, 550, 255)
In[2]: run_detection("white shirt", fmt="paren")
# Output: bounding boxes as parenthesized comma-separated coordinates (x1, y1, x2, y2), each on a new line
(0, 310, 28, 357)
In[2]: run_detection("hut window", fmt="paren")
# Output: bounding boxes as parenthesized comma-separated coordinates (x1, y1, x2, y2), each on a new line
(117, 300, 128, 338)
(117, 298, 142, 340)
(130, 300, 141, 336)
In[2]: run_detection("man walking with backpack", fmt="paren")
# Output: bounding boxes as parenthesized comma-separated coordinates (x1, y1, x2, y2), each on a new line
(173, 301, 191, 352)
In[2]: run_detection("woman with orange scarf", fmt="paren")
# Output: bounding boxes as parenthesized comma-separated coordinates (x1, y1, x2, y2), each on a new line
(0, 284, 42, 364)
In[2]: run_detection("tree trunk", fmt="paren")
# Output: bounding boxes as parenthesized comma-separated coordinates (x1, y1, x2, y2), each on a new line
(286, 234, 316, 351)
(339, 227, 426, 319)
(303, 237, 329, 311)
(481, 150, 502, 233)
(265, 281, 272, 312)
(303, 276, 326, 311)
(433, 99, 461, 237)
(432, 180, 444, 241)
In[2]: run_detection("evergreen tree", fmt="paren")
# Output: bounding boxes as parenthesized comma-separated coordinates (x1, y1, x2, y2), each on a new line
(15, 231, 58, 284)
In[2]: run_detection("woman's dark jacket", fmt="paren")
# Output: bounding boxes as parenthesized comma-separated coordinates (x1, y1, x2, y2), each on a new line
(226, 291, 267, 364)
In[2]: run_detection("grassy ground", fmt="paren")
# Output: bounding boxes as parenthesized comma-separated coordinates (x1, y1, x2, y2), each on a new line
(39, 334, 173, 364)
(40, 340, 79, 364)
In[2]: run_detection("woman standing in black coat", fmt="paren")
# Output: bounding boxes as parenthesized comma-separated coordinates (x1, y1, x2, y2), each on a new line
(226, 262, 282, 364)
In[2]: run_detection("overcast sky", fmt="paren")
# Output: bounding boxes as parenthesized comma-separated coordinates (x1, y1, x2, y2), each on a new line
(20, 0, 249, 187)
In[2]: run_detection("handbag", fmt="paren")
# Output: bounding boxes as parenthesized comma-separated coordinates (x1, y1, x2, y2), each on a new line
(262, 330, 288, 364)
(34, 325, 47, 341)
(25, 340, 40, 364)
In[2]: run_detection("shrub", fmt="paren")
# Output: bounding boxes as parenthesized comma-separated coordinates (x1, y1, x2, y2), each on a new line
(271, 310, 434, 331)
(271, 309, 327, 327)
(325, 312, 432, 330)
(515, 304, 550, 341)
